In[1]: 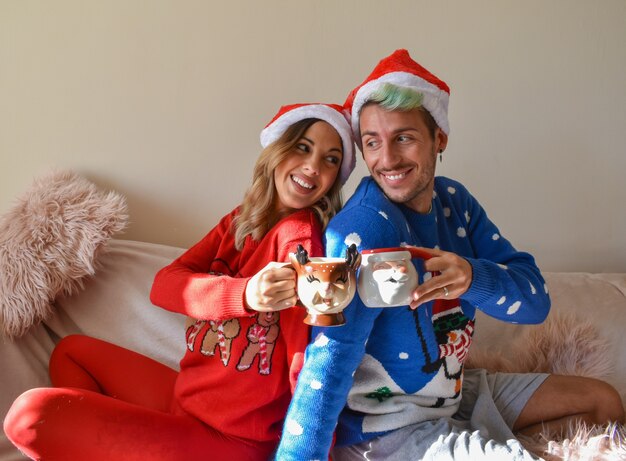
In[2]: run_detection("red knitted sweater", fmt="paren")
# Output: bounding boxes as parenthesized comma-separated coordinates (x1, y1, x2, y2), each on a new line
(150, 207, 324, 446)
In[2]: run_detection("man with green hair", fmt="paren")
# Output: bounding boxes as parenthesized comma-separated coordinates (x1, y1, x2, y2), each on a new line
(275, 49, 624, 460)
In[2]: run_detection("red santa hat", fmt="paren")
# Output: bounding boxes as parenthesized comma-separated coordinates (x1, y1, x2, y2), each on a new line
(260, 103, 355, 185)
(344, 49, 451, 147)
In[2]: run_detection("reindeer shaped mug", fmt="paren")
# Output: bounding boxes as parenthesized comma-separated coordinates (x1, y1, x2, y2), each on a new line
(289, 244, 361, 327)
(357, 246, 436, 308)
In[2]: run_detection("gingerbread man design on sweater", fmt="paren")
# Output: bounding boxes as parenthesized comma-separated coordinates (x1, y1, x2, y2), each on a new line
(236, 312, 280, 375)
(185, 318, 241, 366)
(201, 319, 241, 365)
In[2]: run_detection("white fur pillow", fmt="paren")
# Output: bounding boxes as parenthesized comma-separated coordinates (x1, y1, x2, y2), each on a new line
(0, 171, 128, 338)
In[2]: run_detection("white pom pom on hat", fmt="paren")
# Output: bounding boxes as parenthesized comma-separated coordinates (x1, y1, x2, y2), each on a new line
(260, 103, 355, 185)
(344, 49, 451, 147)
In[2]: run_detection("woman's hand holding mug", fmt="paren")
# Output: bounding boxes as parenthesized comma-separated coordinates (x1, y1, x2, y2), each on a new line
(245, 262, 298, 312)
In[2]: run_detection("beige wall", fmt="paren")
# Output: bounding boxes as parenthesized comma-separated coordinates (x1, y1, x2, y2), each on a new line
(2, 0, 625, 272)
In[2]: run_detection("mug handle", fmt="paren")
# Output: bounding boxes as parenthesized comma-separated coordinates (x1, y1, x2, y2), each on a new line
(403, 246, 442, 277)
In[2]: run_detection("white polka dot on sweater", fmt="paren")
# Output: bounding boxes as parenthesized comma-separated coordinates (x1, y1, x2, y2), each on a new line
(465, 211, 470, 223)
(399, 352, 409, 359)
(544, 283, 549, 294)
(313, 333, 329, 347)
(443, 207, 451, 218)
(378, 211, 389, 220)
(498, 264, 508, 270)
(492, 233, 500, 241)
(457, 227, 467, 238)
(433, 190, 438, 198)
(344, 233, 361, 247)
(507, 301, 522, 315)
(497, 296, 506, 305)
(529, 282, 537, 294)
(286, 418, 304, 436)
(448, 186, 456, 195)
(310, 380, 322, 390)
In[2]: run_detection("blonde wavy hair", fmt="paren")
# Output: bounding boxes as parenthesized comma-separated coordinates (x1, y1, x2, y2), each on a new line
(233, 118, 344, 250)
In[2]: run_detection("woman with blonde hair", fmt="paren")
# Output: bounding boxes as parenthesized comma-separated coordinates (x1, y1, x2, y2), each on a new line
(5, 103, 355, 461)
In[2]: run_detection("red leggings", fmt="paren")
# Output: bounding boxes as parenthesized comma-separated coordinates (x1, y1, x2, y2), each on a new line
(4, 335, 274, 461)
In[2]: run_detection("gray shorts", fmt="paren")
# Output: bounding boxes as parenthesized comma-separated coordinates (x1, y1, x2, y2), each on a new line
(457, 368, 548, 428)
(332, 369, 549, 461)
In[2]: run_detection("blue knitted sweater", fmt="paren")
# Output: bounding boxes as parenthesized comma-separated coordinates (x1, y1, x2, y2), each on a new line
(275, 176, 550, 460)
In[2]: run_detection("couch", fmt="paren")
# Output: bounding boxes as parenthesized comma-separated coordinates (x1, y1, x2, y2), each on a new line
(1, 238, 625, 460)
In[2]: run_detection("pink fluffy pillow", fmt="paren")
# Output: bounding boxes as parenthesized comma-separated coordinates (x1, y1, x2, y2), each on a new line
(0, 171, 128, 337)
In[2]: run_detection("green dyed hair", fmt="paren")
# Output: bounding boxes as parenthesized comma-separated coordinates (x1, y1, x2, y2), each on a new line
(364, 83, 438, 138)
(369, 82, 424, 111)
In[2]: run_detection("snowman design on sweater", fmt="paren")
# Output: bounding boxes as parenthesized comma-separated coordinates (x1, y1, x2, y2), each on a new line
(346, 293, 473, 435)
(416, 300, 475, 407)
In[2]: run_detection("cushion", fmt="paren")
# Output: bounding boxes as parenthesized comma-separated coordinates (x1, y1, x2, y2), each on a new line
(0, 170, 128, 337)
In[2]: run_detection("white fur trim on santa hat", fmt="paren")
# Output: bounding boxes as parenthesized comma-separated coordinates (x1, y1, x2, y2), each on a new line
(260, 104, 355, 185)
(351, 71, 450, 140)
